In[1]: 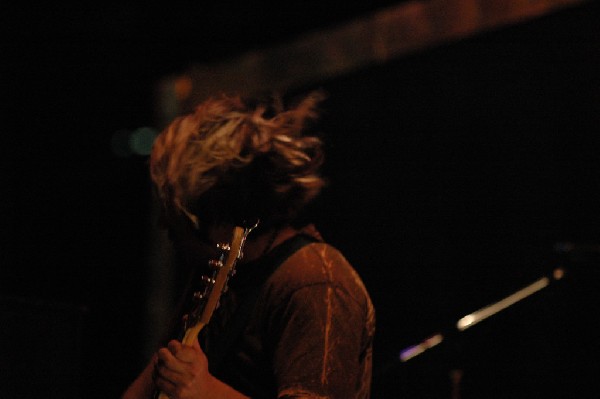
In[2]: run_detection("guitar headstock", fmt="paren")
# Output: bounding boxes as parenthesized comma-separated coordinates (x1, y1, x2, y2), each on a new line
(179, 222, 257, 344)
(155, 222, 258, 399)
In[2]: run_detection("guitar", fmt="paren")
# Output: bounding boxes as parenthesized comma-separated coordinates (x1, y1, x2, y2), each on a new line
(154, 222, 258, 399)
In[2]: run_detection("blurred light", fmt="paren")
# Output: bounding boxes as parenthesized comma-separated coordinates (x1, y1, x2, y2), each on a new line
(174, 76, 193, 102)
(130, 127, 158, 155)
(110, 127, 158, 157)
(456, 276, 550, 331)
(399, 333, 443, 362)
(456, 315, 476, 330)
(553, 267, 565, 280)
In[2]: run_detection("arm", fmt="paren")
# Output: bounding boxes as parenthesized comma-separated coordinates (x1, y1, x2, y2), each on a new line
(121, 354, 157, 399)
(270, 284, 371, 399)
(263, 244, 374, 399)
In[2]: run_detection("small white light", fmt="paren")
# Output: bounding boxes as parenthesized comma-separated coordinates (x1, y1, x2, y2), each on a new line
(457, 315, 475, 331)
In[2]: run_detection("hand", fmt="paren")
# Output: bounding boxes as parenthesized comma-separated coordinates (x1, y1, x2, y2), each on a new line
(154, 339, 214, 399)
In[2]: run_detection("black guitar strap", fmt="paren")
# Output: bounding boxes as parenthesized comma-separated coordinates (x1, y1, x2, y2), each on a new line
(209, 233, 317, 373)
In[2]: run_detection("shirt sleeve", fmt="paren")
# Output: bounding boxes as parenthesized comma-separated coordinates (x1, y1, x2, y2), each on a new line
(268, 279, 370, 398)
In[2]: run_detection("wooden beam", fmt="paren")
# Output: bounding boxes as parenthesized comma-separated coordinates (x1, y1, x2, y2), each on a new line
(156, 0, 588, 123)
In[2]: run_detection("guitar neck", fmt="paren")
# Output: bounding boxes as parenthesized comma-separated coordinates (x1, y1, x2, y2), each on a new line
(181, 321, 206, 346)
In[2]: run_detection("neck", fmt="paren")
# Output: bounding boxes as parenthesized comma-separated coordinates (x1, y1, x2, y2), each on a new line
(242, 225, 298, 263)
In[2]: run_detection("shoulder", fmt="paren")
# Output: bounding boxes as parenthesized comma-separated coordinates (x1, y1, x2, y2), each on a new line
(265, 241, 371, 307)
(257, 240, 376, 364)
(277, 242, 351, 282)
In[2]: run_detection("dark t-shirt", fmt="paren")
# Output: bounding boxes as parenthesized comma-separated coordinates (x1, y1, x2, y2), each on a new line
(200, 227, 375, 398)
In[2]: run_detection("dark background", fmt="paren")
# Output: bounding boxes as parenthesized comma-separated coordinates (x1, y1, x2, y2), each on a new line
(2, 1, 599, 398)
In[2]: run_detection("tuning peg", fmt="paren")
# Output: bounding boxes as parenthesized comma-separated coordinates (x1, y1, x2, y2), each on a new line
(201, 275, 215, 286)
(208, 259, 224, 270)
(192, 291, 205, 301)
(216, 242, 231, 252)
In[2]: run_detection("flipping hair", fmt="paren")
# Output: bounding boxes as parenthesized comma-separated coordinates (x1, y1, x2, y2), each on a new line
(150, 91, 326, 228)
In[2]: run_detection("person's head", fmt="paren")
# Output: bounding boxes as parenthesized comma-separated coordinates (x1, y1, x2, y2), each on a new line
(150, 91, 327, 237)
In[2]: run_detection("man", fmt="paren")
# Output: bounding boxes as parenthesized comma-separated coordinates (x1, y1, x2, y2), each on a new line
(122, 91, 375, 399)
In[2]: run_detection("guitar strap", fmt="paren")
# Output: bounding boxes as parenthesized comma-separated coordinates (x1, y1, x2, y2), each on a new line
(208, 233, 317, 373)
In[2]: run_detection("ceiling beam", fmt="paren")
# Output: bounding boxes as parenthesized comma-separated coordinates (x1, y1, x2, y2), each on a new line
(156, 0, 588, 123)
